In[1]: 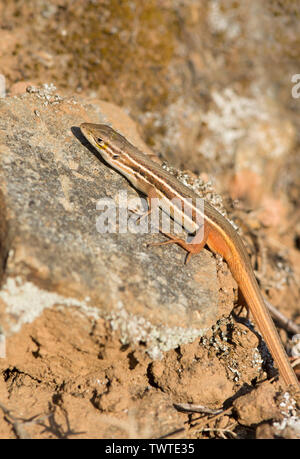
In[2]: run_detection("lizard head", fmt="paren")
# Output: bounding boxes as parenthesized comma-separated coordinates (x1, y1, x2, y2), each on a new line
(80, 123, 127, 165)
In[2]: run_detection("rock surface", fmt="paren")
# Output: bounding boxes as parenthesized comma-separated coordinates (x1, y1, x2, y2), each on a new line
(0, 86, 225, 359)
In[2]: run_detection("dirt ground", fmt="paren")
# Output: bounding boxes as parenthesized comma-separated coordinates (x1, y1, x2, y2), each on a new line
(0, 0, 300, 439)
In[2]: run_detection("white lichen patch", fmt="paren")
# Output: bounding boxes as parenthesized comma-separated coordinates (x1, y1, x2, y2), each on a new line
(252, 348, 264, 369)
(0, 276, 100, 334)
(199, 87, 295, 169)
(200, 88, 267, 157)
(109, 301, 207, 360)
(208, 0, 241, 39)
(273, 392, 300, 438)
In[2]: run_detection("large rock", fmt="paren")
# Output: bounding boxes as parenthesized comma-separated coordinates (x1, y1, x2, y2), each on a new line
(0, 85, 225, 358)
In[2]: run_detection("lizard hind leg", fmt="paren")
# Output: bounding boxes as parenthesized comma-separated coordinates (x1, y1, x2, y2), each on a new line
(149, 224, 211, 264)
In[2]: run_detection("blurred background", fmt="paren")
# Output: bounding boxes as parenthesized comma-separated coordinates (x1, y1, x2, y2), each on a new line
(0, 1, 299, 175)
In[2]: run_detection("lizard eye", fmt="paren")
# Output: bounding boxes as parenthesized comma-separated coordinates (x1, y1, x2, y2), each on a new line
(97, 138, 103, 143)
(112, 155, 119, 160)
